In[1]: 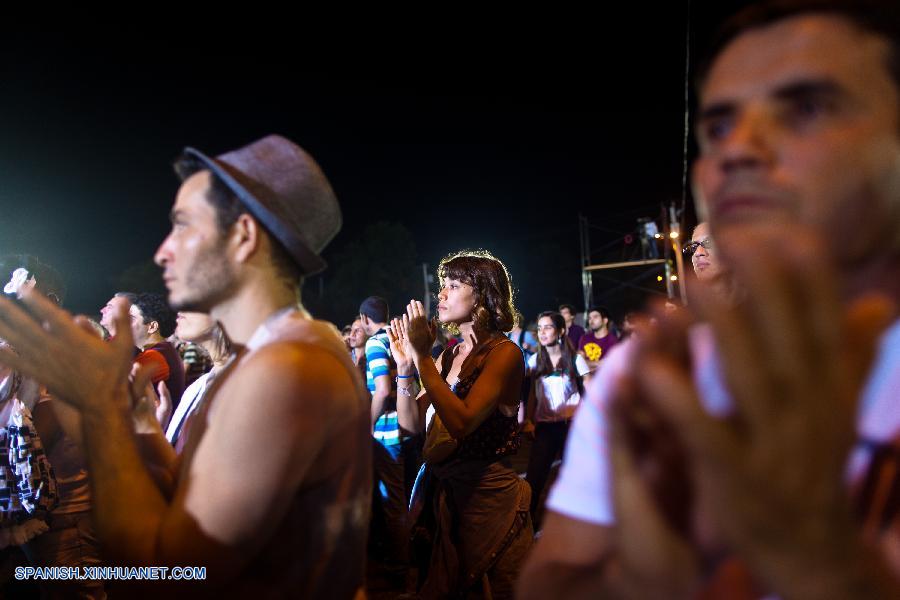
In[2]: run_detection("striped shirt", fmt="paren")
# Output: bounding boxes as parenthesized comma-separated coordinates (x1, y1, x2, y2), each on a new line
(364, 330, 400, 448)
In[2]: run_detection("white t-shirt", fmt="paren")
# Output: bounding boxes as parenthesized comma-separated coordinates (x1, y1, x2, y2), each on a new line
(547, 319, 900, 525)
(166, 371, 212, 445)
(527, 353, 590, 422)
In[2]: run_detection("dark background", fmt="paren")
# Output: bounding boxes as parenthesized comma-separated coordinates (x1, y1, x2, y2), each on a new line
(0, 2, 751, 326)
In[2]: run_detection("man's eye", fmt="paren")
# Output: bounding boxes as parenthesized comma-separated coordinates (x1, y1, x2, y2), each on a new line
(700, 117, 732, 145)
(787, 96, 835, 126)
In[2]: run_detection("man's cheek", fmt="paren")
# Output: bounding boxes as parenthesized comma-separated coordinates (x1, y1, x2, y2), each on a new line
(691, 162, 712, 222)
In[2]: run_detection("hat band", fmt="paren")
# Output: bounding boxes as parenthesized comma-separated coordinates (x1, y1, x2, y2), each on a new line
(183, 147, 327, 277)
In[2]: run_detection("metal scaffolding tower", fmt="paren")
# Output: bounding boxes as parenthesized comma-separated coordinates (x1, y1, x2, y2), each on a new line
(580, 203, 687, 310)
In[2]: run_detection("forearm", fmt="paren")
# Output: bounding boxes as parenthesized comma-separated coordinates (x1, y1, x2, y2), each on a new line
(396, 376, 421, 433)
(81, 397, 170, 565)
(371, 391, 388, 429)
(415, 354, 473, 437)
(45, 398, 82, 446)
(134, 431, 179, 498)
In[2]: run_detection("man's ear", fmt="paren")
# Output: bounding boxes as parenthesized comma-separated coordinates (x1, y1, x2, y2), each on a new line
(360, 314, 369, 327)
(147, 320, 160, 336)
(231, 213, 262, 264)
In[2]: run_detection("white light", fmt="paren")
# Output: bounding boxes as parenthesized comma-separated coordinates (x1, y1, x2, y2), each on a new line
(670, 231, 679, 239)
(670, 275, 678, 281)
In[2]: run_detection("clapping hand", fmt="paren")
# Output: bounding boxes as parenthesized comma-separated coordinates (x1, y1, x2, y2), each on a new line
(0, 288, 134, 414)
(387, 316, 414, 376)
(405, 300, 436, 362)
(624, 227, 896, 597)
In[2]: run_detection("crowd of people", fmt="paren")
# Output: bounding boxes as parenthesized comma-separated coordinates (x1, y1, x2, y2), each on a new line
(0, 1, 898, 597)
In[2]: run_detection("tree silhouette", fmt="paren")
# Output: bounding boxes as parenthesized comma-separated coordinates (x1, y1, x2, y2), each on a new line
(303, 221, 420, 326)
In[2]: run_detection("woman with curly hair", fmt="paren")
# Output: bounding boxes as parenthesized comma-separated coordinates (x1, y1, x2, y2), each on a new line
(389, 249, 532, 599)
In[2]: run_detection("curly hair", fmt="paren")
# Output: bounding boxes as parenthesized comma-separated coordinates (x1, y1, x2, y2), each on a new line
(130, 292, 178, 338)
(437, 249, 517, 334)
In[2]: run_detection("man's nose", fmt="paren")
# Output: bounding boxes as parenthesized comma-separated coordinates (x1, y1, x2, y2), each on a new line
(718, 108, 777, 174)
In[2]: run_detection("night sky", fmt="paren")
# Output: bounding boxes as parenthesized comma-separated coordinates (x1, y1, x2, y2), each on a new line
(1, 2, 749, 325)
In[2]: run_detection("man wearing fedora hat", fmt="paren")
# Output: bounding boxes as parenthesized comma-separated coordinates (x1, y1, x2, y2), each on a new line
(0, 135, 371, 597)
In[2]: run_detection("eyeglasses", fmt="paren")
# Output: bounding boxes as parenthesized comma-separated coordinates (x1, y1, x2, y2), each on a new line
(682, 238, 714, 256)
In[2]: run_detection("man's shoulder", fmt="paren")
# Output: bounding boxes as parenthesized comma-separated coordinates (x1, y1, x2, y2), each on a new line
(241, 341, 345, 378)
(366, 330, 390, 346)
(150, 340, 179, 358)
(239, 318, 365, 398)
(364, 331, 391, 358)
(221, 341, 367, 422)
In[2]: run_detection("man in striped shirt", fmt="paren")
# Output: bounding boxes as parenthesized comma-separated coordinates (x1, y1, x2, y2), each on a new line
(359, 295, 408, 578)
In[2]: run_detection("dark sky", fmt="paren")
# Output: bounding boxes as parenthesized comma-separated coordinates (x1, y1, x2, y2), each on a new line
(0, 3, 748, 323)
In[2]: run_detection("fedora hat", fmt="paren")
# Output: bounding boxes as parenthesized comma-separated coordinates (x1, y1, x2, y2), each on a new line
(176, 134, 341, 276)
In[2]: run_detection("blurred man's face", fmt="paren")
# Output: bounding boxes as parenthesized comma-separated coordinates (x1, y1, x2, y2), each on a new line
(349, 319, 368, 350)
(559, 307, 575, 325)
(100, 295, 129, 333)
(693, 14, 900, 266)
(129, 304, 153, 347)
(587, 310, 606, 332)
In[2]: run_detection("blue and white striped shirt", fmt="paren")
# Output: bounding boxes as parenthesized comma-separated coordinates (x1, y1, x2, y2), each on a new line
(365, 330, 400, 449)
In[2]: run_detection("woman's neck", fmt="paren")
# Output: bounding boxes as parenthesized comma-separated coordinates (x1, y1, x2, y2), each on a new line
(457, 321, 476, 349)
(199, 336, 229, 369)
(457, 321, 497, 352)
(545, 343, 562, 361)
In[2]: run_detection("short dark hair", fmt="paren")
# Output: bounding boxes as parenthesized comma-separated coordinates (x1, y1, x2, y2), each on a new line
(131, 292, 178, 338)
(438, 249, 517, 333)
(558, 304, 577, 314)
(587, 306, 611, 320)
(696, 0, 900, 94)
(359, 296, 389, 324)
(173, 156, 304, 288)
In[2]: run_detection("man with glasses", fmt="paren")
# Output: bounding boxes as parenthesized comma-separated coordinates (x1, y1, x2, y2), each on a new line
(684, 223, 718, 281)
(684, 222, 733, 302)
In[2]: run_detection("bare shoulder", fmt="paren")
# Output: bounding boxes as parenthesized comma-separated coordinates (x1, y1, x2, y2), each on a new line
(487, 339, 526, 370)
(214, 341, 365, 422)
